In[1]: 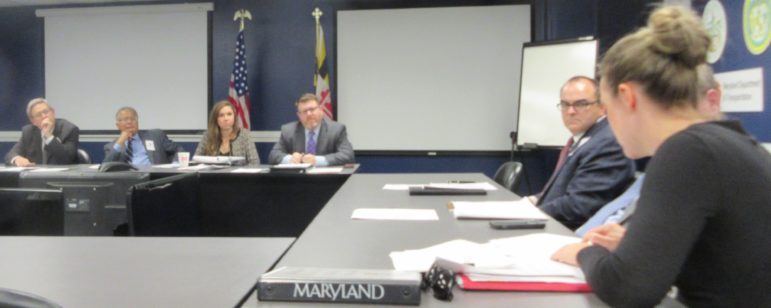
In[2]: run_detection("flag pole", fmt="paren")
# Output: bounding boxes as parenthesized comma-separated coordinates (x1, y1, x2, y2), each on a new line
(312, 7, 322, 88)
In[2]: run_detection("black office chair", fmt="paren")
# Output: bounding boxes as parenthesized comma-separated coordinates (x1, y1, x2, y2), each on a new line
(493, 161, 523, 192)
(127, 172, 202, 236)
(76, 148, 91, 164)
(0, 288, 61, 308)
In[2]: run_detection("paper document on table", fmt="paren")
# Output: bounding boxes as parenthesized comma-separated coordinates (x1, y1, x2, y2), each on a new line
(87, 164, 100, 169)
(0, 167, 33, 172)
(28, 167, 69, 172)
(389, 239, 488, 272)
(272, 163, 312, 169)
(231, 167, 266, 173)
(192, 155, 245, 165)
(178, 164, 210, 171)
(390, 233, 585, 285)
(383, 184, 423, 191)
(352, 208, 438, 221)
(427, 182, 498, 191)
(152, 163, 179, 169)
(307, 167, 344, 174)
(449, 200, 547, 220)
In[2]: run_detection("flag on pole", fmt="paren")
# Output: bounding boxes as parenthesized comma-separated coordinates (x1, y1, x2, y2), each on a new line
(314, 12, 334, 119)
(228, 28, 252, 129)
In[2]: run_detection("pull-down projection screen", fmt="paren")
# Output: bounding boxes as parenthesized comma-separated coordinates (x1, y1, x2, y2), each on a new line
(37, 3, 212, 130)
(337, 5, 531, 151)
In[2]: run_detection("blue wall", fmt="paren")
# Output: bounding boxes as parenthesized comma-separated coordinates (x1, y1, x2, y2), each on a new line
(1, 0, 602, 195)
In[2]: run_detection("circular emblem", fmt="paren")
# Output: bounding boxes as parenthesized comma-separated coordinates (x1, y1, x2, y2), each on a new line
(703, 0, 728, 63)
(743, 0, 771, 55)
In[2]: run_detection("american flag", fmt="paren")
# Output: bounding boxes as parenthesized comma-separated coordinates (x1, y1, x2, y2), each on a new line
(315, 23, 333, 119)
(228, 30, 251, 129)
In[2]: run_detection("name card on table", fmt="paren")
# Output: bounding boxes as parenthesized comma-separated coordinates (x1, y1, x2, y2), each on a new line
(257, 267, 421, 305)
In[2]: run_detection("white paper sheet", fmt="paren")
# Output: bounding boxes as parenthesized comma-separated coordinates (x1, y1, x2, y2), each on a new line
(230, 167, 266, 173)
(382, 184, 424, 190)
(307, 167, 344, 174)
(351, 208, 439, 221)
(390, 233, 585, 283)
(450, 200, 548, 220)
(192, 155, 245, 164)
(0, 167, 33, 172)
(427, 182, 498, 191)
(28, 167, 69, 172)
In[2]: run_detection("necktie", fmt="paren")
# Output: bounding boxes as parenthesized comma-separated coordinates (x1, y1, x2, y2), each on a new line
(125, 138, 133, 164)
(306, 130, 317, 154)
(537, 137, 575, 203)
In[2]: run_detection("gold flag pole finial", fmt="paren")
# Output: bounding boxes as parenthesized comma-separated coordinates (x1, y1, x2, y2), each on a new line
(233, 9, 252, 31)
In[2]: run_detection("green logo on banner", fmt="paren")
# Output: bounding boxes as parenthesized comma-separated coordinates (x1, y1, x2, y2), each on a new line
(743, 0, 771, 55)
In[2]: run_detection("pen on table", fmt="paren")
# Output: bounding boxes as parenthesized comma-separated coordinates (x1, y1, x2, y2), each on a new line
(448, 180, 476, 184)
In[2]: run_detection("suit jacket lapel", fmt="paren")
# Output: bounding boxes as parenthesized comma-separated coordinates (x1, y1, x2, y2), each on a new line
(30, 126, 44, 163)
(316, 120, 328, 155)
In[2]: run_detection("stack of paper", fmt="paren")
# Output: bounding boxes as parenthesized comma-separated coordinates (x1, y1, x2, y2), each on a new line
(389, 234, 590, 292)
(192, 155, 245, 165)
(449, 200, 548, 220)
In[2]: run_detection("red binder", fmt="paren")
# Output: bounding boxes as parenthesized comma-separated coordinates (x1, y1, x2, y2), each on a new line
(457, 274, 592, 293)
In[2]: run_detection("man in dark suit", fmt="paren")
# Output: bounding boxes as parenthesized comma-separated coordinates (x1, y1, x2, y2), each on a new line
(269, 93, 354, 166)
(103, 107, 183, 167)
(530, 76, 635, 230)
(4, 98, 80, 166)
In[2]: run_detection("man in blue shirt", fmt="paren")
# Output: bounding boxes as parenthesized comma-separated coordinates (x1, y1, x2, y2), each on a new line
(103, 107, 182, 167)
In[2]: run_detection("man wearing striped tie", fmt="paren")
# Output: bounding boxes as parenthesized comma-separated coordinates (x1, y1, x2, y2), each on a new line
(268, 93, 354, 166)
(103, 107, 183, 167)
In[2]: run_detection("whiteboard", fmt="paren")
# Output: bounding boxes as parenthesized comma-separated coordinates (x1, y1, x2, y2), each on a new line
(37, 4, 211, 130)
(337, 5, 531, 151)
(516, 39, 597, 147)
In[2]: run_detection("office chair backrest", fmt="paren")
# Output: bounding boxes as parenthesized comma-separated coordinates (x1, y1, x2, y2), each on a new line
(493, 161, 523, 192)
(76, 148, 91, 164)
(0, 188, 64, 236)
(127, 172, 202, 236)
(0, 288, 62, 308)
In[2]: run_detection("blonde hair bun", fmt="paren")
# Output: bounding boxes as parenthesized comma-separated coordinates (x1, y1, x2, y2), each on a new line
(647, 6, 710, 68)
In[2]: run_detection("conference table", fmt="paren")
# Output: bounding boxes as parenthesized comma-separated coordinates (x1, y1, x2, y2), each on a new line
(0, 236, 294, 308)
(243, 173, 609, 307)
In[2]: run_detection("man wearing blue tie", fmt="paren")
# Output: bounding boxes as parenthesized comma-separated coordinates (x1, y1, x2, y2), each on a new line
(268, 93, 354, 166)
(103, 107, 183, 167)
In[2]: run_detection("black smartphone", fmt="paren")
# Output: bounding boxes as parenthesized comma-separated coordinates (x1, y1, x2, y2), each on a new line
(489, 219, 547, 230)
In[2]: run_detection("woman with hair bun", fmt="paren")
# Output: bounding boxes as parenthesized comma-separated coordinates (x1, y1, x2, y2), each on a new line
(552, 5, 771, 307)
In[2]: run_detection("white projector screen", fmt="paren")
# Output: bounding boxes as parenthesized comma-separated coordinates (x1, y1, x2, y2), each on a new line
(337, 5, 531, 151)
(37, 3, 212, 130)
(517, 39, 597, 148)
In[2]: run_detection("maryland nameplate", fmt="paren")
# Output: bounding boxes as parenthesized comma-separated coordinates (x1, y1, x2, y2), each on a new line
(257, 267, 421, 305)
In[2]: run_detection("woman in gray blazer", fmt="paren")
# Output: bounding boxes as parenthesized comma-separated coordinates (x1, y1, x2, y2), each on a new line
(195, 100, 259, 165)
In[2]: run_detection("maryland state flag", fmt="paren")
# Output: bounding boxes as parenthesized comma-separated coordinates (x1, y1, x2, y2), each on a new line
(314, 21, 333, 119)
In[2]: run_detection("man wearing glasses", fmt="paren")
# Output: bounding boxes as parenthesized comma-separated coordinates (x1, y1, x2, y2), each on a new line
(103, 106, 183, 167)
(269, 93, 354, 166)
(528, 76, 635, 230)
(4, 98, 80, 166)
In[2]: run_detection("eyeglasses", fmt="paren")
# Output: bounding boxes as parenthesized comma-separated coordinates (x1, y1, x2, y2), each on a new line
(117, 117, 137, 123)
(297, 106, 320, 115)
(557, 100, 598, 111)
(30, 108, 52, 119)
